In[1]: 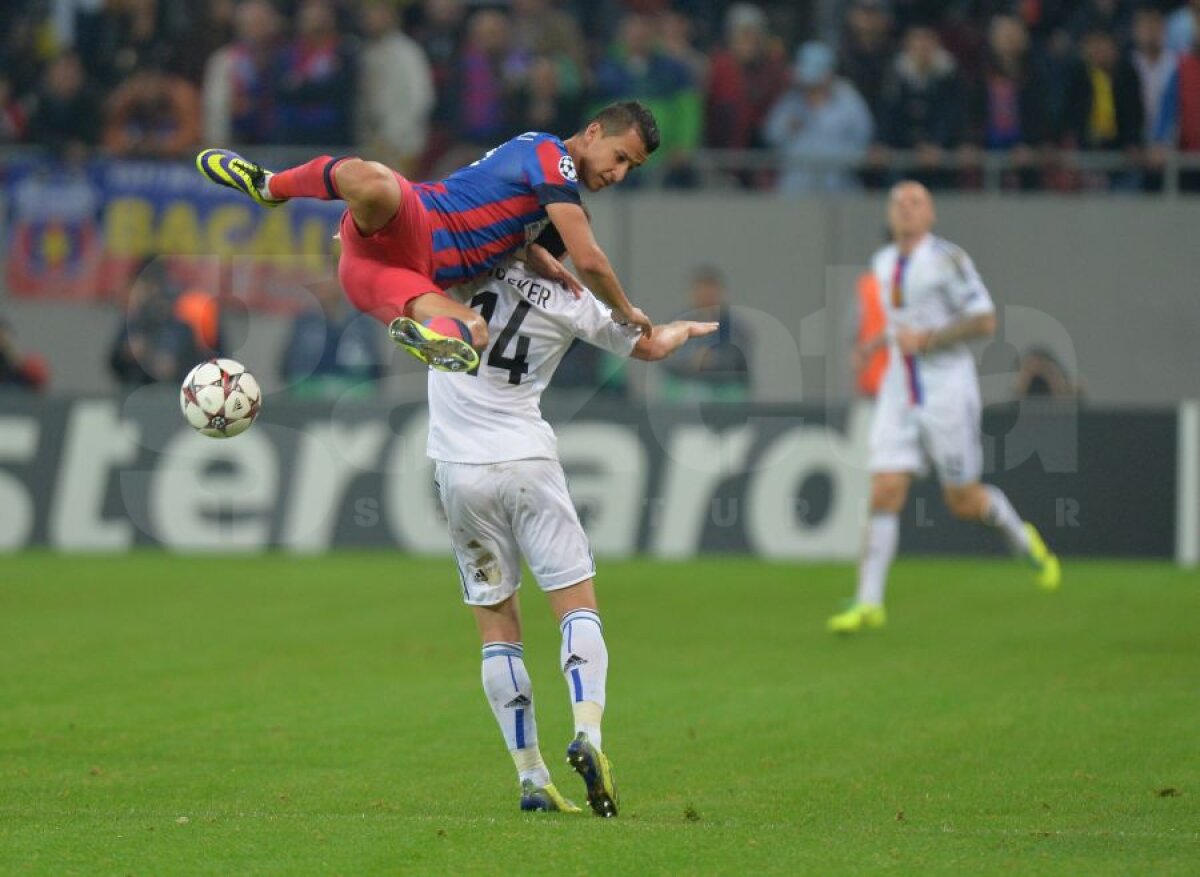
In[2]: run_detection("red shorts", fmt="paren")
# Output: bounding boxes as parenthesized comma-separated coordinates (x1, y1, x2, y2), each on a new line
(337, 172, 443, 324)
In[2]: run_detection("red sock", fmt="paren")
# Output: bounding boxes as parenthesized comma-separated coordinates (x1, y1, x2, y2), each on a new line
(424, 317, 472, 346)
(267, 155, 351, 200)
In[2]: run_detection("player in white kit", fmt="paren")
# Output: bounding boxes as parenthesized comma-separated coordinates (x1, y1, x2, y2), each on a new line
(427, 230, 718, 815)
(828, 181, 1061, 634)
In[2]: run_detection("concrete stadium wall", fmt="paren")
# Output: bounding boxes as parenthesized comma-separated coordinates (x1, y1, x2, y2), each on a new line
(4, 194, 1199, 404)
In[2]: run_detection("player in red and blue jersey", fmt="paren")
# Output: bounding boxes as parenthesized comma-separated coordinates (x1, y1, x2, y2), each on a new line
(196, 101, 659, 373)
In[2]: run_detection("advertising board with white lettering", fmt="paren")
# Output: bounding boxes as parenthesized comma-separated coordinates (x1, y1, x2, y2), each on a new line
(0, 396, 1174, 557)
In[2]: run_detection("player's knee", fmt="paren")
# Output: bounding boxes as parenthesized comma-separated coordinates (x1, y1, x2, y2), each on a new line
(870, 480, 907, 513)
(462, 313, 489, 351)
(336, 159, 398, 208)
(944, 489, 982, 520)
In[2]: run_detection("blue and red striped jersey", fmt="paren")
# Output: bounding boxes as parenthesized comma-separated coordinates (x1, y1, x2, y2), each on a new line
(414, 132, 581, 288)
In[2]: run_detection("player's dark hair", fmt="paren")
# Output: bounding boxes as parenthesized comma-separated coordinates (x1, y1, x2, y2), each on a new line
(588, 101, 661, 154)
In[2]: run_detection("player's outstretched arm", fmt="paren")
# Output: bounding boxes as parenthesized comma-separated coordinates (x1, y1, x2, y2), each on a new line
(631, 320, 719, 362)
(545, 201, 651, 335)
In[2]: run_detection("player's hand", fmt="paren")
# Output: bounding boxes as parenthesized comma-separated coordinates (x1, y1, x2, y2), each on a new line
(686, 321, 719, 338)
(895, 325, 932, 356)
(621, 306, 653, 337)
(526, 243, 584, 297)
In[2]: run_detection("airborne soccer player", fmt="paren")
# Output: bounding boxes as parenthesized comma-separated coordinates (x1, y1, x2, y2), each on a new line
(828, 181, 1061, 635)
(196, 101, 658, 372)
(428, 227, 717, 816)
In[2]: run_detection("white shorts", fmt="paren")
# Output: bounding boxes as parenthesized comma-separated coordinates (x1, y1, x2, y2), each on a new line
(433, 458, 596, 606)
(868, 383, 983, 485)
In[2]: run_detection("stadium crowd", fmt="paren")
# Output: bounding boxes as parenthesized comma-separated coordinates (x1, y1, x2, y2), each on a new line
(1, 0, 1200, 191)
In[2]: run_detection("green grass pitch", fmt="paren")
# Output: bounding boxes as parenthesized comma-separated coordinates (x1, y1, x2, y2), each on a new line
(2, 552, 1197, 876)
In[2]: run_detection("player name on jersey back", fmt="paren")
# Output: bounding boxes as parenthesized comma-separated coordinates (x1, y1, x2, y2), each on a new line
(493, 263, 555, 309)
(426, 260, 640, 465)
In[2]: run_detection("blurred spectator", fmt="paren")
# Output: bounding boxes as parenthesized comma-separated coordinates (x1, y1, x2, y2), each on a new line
(0, 74, 29, 144)
(704, 3, 789, 155)
(1132, 5, 1179, 190)
(1, 6, 48, 99)
(28, 53, 102, 155)
(1061, 27, 1143, 187)
(874, 25, 965, 188)
(0, 317, 50, 393)
(174, 284, 224, 360)
(410, 0, 467, 174)
(508, 54, 584, 137)
(455, 9, 522, 146)
(103, 60, 202, 158)
(660, 266, 752, 402)
(935, 1, 988, 84)
(966, 15, 1054, 190)
(659, 11, 710, 90)
(82, 0, 188, 88)
(281, 278, 381, 398)
(549, 338, 629, 397)
(594, 13, 702, 186)
(174, 0, 236, 85)
(510, 0, 588, 99)
(1014, 346, 1081, 398)
(1166, 0, 1200, 54)
(837, 0, 896, 123)
(763, 41, 873, 194)
(850, 269, 888, 398)
(1066, 0, 1133, 41)
(356, 0, 434, 172)
(1177, 12, 1200, 190)
(276, 0, 356, 146)
(203, 0, 284, 145)
(109, 260, 199, 387)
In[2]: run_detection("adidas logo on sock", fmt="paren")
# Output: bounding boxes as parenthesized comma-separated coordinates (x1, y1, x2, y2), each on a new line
(504, 694, 531, 709)
(563, 654, 588, 670)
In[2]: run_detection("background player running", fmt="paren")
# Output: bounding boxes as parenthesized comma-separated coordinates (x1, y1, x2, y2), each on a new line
(427, 228, 716, 815)
(828, 181, 1061, 635)
(196, 101, 659, 372)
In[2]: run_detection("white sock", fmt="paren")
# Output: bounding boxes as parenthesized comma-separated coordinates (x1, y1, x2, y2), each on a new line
(982, 485, 1031, 555)
(260, 173, 276, 200)
(560, 609, 607, 750)
(480, 642, 550, 787)
(856, 513, 899, 607)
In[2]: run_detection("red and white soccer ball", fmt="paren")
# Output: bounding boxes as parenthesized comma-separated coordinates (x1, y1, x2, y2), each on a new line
(179, 358, 262, 438)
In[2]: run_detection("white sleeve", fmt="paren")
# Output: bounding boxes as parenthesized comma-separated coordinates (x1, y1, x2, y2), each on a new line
(573, 294, 641, 358)
(942, 248, 995, 317)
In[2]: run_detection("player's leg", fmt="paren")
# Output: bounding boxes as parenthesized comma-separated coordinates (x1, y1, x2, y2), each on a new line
(472, 598, 579, 813)
(546, 581, 616, 818)
(942, 482, 1061, 590)
(506, 460, 618, 817)
(196, 150, 402, 236)
(436, 461, 579, 813)
(829, 471, 911, 634)
(929, 390, 1061, 590)
(830, 388, 919, 634)
(385, 294, 488, 372)
(546, 581, 604, 748)
(269, 156, 403, 236)
(337, 250, 486, 372)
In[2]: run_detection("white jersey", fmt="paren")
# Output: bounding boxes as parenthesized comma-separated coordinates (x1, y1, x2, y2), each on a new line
(872, 234, 995, 406)
(427, 259, 641, 464)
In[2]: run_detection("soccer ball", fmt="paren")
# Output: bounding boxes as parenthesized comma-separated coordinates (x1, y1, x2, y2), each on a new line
(179, 358, 262, 438)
